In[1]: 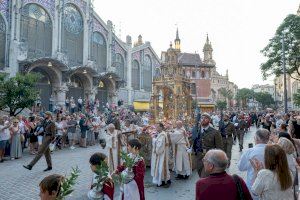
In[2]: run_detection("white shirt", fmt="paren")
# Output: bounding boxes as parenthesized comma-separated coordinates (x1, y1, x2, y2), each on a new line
(238, 143, 267, 190)
(0, 123, 10, 141)
(252, 169, 293, 200)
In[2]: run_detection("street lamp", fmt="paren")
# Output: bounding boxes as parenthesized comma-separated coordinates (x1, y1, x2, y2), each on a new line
(282, 30, 288, 113)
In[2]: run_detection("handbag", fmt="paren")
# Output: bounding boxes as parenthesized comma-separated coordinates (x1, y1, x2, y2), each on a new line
(20, 134, 25, 142)
(232, 174, 245, 200)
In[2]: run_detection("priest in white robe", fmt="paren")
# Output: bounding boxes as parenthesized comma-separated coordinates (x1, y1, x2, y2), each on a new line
(105, 123, 122, 173)
(151, 123, 171, 187)
(171, 121, 192, 179)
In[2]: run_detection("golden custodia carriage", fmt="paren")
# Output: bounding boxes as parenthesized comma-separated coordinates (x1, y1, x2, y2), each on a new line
(139, 44, 193, 167)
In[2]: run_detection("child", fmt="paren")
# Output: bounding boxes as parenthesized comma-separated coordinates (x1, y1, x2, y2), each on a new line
(115, 139, 146, 200)
(88, 152, 114, 200)
(39, 174, 64, 200)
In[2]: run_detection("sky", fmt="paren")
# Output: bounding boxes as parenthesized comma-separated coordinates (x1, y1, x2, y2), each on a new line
(93, 0, 299, 89)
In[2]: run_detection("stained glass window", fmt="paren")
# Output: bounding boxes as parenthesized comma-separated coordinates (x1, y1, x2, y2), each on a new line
(21, 4, 52, 59)
(0, 15, 5, 68)
(132, 60, 140, 90)
(92, 32, 107, 72)
(143, 55, 152, 91)
(28, 3, 50, 23)
(64, 5, 83, 35)
(115, 53, 125, 81)
(63, 4, 83, 66)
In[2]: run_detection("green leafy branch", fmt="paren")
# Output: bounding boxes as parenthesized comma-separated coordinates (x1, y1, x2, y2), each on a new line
(120, 151, 135, 169)
(92, 161, 111, 190)
(57, 166, 80, 200)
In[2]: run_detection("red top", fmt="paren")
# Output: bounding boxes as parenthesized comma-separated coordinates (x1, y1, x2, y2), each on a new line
(102, 180, 114, 200)
(117, 159, 146, 200)
(195, 172, 252, 200)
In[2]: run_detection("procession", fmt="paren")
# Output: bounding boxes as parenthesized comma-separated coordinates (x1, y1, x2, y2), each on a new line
(1, 0, 300, 200)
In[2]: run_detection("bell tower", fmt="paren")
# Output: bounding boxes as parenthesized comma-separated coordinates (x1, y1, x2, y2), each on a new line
(174, 28, 181, 52)
(203, 34, 215, 65)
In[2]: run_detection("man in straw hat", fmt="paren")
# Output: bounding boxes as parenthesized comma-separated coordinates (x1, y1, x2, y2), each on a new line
(23, 111, 56, 172)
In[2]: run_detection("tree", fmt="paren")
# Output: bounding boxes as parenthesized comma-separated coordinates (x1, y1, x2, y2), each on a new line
(215, 100, 227, 111)
(219, 87, 234, 108)
(261, 14, 300, 81)
(235, 88, 254, 108)
(293, 89, 300, 107)
(0, 73, 40, 116)
(254, 92, 275, 109)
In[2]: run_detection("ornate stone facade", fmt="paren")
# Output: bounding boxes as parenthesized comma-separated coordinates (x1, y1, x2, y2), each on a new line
(0, 0, 160, 108)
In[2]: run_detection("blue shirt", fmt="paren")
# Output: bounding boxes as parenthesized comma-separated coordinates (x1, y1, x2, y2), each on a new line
(238, 143, 267, 193)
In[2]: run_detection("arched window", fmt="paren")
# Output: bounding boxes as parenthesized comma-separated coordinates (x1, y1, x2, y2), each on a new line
(0, 15, 6, 68)
(115, 53, 125, 84)
(21, 4, 52, 59)
(201, 71, 205, 78)
(92, 32, 107, 72)
(143, 55, 152, 91)
(192, 71, 196, 78)
(63, 4, 83, 66)
(132, 60, 140, 90)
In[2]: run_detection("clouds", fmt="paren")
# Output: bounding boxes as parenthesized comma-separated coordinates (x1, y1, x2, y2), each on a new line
(94, 0, 299, 88)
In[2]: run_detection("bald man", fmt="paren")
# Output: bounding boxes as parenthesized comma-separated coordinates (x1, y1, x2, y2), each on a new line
(170, 121, 192, 179)
(195, 149, 252, 200)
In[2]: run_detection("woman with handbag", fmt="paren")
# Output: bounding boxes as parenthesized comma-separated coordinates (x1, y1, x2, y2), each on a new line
(9, 118, 23, 160)
(27, 116, 38, 155)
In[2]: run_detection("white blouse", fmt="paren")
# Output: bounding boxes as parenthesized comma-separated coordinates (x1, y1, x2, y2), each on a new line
(251, 169, 294, 200)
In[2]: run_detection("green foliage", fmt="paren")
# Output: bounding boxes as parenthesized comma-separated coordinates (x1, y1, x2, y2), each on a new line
(254, 92, 275, 109)
(120, 151, 135, 169)
(235, 88, 255, 107)
(293, 89, 300, 107)
(261, 14, 300, 80)
(92, 161, 110, 190)
(0, 72, 41, 116)
(57, 167, 80, 200)
(215, 100, 227, 111)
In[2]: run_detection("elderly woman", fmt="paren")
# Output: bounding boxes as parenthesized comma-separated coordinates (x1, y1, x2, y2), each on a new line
(277, 137, 297, 179)
(9, 118, 23, 160)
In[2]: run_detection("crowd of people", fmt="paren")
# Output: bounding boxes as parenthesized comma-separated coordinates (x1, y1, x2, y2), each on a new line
(1, 100, 300, 200)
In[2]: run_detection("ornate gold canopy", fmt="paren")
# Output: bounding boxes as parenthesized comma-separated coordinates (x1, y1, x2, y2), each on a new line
(150, 45, 192, 123)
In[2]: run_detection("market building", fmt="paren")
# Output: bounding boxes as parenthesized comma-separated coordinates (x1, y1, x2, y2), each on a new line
(0, 0, 160, 110)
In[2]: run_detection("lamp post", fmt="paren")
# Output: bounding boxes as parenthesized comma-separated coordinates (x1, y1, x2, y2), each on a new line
(282, 31, 288, 113)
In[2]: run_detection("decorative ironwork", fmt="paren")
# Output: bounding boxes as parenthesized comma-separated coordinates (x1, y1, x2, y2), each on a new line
(0, 15, 5, 33)
(64, 4, 83, 35)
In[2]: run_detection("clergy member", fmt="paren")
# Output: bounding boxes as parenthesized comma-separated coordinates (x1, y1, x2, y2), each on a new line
(151, 123, 171, 187)
(171, 120, 192, 179)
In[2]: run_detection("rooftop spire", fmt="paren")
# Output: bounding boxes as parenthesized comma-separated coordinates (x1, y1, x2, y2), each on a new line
(176, 27, 180, 40)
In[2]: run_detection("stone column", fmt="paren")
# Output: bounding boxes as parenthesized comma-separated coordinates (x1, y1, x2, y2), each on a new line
(126, 35, 133, 105)
(8, 0, 21, 77)
(107, 20, 113, 71)
(54, 84, 68, 108)
(52, 0, 60, 55)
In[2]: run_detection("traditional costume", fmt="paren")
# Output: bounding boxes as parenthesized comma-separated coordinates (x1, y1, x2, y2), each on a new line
(171, 127, 192, 177)
(105, 129, 122, 173)
(88, 173, 114, 200)
(116, 153, 145, 200)
(151, 130, 170, 186)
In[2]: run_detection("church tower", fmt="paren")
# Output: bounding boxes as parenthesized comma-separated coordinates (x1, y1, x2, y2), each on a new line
(174, 28, 181, 52)
(203, 34, 215, 65)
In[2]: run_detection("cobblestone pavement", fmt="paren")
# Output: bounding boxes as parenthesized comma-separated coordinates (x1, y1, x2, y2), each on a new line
(0, 126, 257, 200)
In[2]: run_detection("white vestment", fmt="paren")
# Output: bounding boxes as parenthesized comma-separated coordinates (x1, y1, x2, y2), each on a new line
(171, 127, 192, 176)
(151, 131, 170, 185)
(105, 130, 121, 173)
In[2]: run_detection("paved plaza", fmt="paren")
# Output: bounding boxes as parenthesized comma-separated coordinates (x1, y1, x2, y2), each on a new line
(0, 127, 256, 200)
